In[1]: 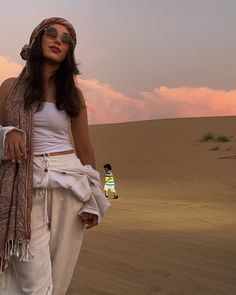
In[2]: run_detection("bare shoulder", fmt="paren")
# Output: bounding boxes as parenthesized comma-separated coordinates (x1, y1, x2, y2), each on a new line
(0, 77, 17, 101)
(0, 77, 17, 103)
(0, 78, 17, 124)
(0, 77, 17, 95)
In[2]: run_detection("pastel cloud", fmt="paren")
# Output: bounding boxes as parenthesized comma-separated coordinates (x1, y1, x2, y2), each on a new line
(77, 78, 151, 124)
(0, 56, 22, 83)
(140, 86, 236, 119)
(0, 55, 235, 125)
(78, 79, 236, 124)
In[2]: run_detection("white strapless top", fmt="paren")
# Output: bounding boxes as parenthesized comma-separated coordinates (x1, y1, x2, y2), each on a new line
(33, 102, 74, 155)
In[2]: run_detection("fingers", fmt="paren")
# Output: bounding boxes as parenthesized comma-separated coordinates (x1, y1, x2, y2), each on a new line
(7, 143, 27, 163)
(19, 142, 28, 160)
(4, 131, 28, 163)
(80, 213, 98, 229)
(9, 143, 15, 163)
(85, 216, 98, 229)
(14, 143, 22, 163)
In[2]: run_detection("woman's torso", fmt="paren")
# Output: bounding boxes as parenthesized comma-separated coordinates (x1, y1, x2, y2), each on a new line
(33, 102, 74, 155)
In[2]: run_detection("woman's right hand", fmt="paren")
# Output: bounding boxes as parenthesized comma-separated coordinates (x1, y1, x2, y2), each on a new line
(4, 130, 29, 163)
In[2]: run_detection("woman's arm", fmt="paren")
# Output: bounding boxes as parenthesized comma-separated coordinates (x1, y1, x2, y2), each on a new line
(71, 110, 99, 229)
(71, 105, 96, 169)
(71, 90, 100, 229)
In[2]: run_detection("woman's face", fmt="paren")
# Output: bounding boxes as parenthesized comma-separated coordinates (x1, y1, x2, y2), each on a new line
(41, 24, 73, 64)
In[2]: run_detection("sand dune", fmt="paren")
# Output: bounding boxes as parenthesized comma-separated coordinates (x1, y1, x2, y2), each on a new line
(67, 116, 236, 295)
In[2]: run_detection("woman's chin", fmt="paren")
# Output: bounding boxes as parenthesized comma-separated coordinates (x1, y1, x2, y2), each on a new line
(43, 54, 63, 65)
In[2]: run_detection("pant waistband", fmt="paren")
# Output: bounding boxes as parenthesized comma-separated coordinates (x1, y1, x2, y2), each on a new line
(34, 150, 74, 157)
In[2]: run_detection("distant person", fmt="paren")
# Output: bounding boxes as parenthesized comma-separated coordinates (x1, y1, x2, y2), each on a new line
(103, 163, 119, 199)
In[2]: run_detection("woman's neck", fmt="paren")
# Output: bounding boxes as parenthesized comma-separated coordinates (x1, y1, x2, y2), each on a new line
(42, 62, 59, 84)
(42, 63, 58, 102)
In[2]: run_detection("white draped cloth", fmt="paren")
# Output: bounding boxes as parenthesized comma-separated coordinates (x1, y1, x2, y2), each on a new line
(33, 154, 110, 222)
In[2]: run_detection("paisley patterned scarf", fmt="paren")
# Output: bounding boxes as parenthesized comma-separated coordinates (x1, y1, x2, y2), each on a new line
(0, 68, 34, 273)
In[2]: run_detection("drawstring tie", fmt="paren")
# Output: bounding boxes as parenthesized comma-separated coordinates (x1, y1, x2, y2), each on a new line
(39, 154, 51, 225)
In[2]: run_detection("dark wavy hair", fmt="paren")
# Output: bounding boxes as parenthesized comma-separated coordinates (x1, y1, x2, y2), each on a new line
(104, 163, 112, 170)
(23, 30, 84, 117)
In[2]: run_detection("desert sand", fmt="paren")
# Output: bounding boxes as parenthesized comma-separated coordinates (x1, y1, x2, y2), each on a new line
(67, 116, 236, 295)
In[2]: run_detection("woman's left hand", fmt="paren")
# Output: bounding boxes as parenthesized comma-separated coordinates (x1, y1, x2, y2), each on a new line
(80, 212, 98, 229)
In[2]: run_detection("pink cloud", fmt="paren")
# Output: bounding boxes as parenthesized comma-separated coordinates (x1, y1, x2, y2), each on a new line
(0, 55, 235, 125)
(77, 78, 151, 124)
(0, 56, 22, 83)
(77, 79, 236, 124)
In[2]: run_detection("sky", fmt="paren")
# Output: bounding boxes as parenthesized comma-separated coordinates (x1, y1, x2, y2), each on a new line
(0, 0, 236, 124)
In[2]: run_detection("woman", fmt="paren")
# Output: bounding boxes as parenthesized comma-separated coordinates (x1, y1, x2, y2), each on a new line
(0, 17, 109, 295)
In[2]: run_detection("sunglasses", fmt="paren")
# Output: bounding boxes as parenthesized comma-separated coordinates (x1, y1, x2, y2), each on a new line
(44, 27, 74, 47)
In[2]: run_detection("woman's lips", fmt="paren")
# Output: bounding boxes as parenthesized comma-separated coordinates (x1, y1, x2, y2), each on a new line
(49, 46, 61, 53)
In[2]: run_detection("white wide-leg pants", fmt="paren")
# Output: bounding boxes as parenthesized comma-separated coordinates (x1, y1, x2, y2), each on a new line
(1, 154, 86, 295)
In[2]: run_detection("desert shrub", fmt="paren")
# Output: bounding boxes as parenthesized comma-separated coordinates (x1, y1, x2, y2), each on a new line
(201, 133, 214, 142)
(216, 135, 230, 142)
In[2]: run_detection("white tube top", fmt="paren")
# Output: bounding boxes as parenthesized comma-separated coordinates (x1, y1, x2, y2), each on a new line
(33, 102, 74, 155)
